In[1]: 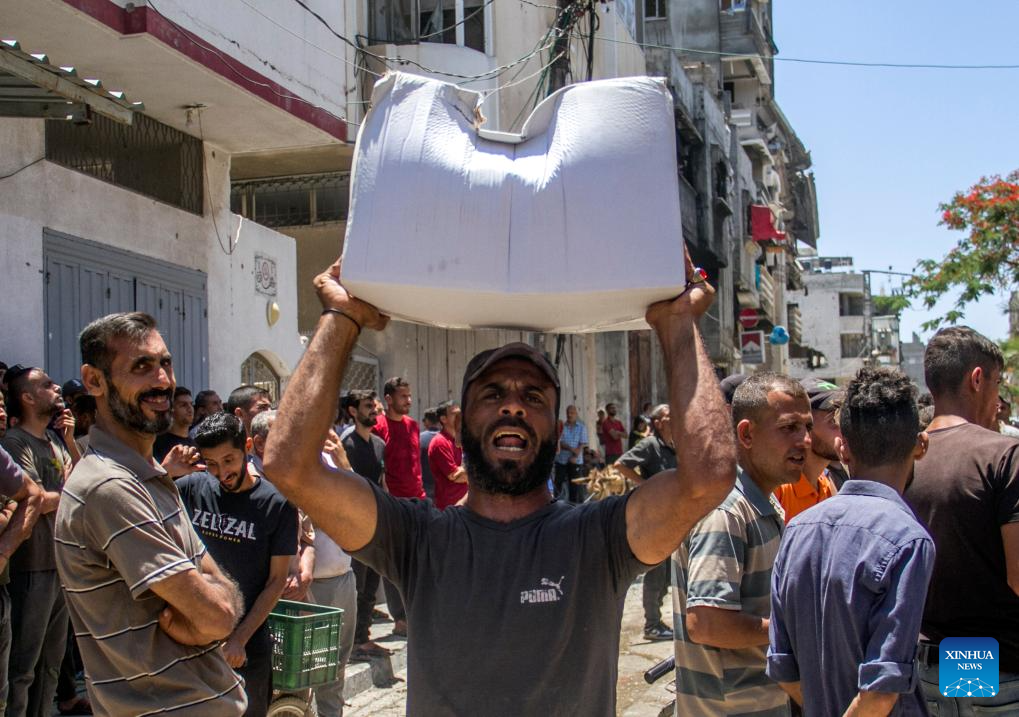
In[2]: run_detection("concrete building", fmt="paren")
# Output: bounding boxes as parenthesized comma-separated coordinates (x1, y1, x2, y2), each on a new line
(787, 271, 867, 384)
(642, 0, 819, 380)
(2, 0, 818, 437)
(900, 332, 928, 394)
(1, 0, 649, 433)
(788, 262, 911, 387)
(0, 0, 357, 397)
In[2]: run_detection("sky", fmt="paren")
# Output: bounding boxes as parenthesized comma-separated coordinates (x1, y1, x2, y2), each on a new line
(772, 2, 1019, 343)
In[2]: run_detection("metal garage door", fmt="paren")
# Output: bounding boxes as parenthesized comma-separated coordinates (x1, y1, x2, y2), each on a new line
(43, 229, 209, 391)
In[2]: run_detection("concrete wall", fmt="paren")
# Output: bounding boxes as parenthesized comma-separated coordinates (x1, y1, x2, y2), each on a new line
(0, 117, 302, 396)
(118, 0, 354, 120)
(788, 272, 866, 383)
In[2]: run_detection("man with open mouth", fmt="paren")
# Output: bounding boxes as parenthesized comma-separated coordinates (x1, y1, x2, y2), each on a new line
(264, 251, 737, 716)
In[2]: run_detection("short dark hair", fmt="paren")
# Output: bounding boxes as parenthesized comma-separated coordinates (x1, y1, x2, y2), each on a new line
(79, 312, 158, 375)
(173, 387, 192, 401)
(342, 389, 376, 416)
(5, 366, 38, 420)
(731, 372, 808, 426)
(924, 326, 1004, 398)
(423, 407, 440, 424)
(194, 389, 220, 409)
(72, 394, 97, 416)
(435, 401, 458, 420)
(193, 412, 246, 452)
(226, 385, 269, 414)
(383, 377, 409, 397)
(840, 367, 919, 469)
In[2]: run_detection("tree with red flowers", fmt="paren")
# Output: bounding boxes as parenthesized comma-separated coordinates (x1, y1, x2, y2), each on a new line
(907, 170, 1019, 330)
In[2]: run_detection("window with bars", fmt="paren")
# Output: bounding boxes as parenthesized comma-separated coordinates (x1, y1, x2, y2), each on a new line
(231, 172, 350, 229)
(45, 112, 204, 214)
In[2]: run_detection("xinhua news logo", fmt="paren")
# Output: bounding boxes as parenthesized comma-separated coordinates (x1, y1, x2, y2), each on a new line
(939, 638, 999, 698)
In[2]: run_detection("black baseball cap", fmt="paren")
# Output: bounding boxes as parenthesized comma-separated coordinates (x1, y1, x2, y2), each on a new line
(461, 343, 561, 415)
(61, 379, 86, 399)
(800, 378, 841, 412)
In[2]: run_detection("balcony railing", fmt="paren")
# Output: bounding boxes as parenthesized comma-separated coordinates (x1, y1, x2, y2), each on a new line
(758, 264, 776, 320)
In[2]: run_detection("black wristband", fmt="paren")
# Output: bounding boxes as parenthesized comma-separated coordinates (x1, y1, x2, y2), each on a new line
(321, 308, 363, 333)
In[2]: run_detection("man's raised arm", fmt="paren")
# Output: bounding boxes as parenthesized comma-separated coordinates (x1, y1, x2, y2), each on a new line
(263, 260, 388, 552)
(626, 248, 737, 565)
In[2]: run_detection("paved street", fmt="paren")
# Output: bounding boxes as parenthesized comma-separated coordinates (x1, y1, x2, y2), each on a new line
(345, 578, 676, 716)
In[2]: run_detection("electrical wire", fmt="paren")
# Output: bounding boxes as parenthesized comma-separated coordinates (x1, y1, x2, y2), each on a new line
(146, 0, 354, 123)
(482, 49, 566, 99)
(232, 0, 383, 77)
(195, 110, 236, 256)
(592, 35, 1019, 70)
(291, 0, 559, 82)
(0, 156, 44, 181)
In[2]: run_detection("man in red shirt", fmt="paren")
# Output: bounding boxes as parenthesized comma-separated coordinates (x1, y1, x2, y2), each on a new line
(372, 377, 425, 500)
(599, 403, 626, 464)
(370, 376, 421, 634)
(428, 401, 466, 509)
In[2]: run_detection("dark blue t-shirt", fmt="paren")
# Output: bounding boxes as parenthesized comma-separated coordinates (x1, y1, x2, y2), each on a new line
(176, 473, 298, 616)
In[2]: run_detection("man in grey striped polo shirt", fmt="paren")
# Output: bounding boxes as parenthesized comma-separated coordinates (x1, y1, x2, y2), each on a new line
(55, 312, 247, 716)
(674, 373, 811, 716)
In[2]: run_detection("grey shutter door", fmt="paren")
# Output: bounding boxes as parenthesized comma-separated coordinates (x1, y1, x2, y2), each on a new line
(43, 230, 209, 390)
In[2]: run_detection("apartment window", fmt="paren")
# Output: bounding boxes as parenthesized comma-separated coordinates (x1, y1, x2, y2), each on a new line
(721, 0, 748, 11)
(841, 334, 867, 358)
(46, 112, 203, 214)
(839, 292, 865, 316)
(231, 172, 350, 229)
(369, 0, 487, 53)
(645, 0, 667, 19)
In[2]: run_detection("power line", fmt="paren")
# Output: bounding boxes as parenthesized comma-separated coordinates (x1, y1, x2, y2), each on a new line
(290, 0, 560, 83)
(593, 35, 1019, 70)
(0, 156, 44, 181)
(418, 0, 497, 41)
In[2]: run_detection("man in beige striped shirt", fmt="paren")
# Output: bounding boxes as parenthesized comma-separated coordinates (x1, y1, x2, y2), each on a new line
(55, 312, 247, 716)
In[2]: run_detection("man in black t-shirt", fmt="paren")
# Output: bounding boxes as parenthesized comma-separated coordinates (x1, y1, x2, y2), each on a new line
(339, 390, 390, 659)
(154, 387, 195, 462)
(263, 255, 736, 715)
(615, 403, 677, 641)
(905, 326, 1019, 713)
(180, 413, 297, 717)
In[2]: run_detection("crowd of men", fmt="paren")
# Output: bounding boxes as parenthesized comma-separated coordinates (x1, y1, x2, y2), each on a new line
(0, 255, 1016, 717)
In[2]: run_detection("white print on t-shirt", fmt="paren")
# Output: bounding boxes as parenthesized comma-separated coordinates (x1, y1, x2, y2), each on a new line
(520, 576, 565, 604)
(190, 509, 257, 541)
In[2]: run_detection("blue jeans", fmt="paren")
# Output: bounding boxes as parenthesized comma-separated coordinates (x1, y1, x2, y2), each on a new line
(920, 663, 1019, 715)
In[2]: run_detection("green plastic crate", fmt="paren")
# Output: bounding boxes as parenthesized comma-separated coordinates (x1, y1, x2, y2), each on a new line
(269, 599, 344, 690)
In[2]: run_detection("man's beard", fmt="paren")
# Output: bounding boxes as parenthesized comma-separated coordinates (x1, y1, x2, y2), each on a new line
(221, 460, 249, 493)
(461, 417, 557, 497)
(357, 413, 376, 428)
(107, 377, 172, 434)
(39, 396, 64, 421)
(810, 440, 840, 463)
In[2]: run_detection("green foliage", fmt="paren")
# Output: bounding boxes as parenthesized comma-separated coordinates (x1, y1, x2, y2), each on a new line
(1001, 337, 1019, 403)
(906, 170, 1019, 331)
(872, 293, 910, 317)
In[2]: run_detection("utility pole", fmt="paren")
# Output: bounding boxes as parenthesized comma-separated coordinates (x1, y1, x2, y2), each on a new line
(547, 0, 574, 95)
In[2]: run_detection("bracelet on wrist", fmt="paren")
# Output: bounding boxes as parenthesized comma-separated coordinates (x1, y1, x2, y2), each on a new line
(321, 308, 362, 333)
